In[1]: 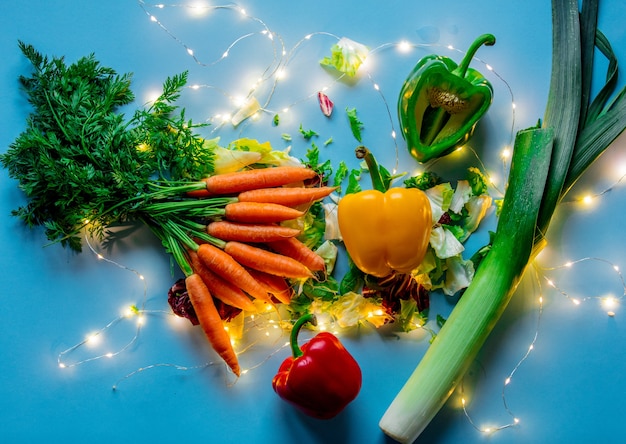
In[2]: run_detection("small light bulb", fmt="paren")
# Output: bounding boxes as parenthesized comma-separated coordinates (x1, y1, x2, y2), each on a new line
(397, 40, 411, 52)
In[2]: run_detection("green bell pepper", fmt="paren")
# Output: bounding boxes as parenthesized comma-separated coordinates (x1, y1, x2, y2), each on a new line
(398, 34, 496, 163)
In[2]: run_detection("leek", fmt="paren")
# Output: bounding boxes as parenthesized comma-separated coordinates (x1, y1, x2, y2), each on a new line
(380, 0, 626, 442)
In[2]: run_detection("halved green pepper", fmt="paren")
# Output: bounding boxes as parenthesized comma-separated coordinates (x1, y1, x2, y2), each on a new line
(398, 34, 496, 163)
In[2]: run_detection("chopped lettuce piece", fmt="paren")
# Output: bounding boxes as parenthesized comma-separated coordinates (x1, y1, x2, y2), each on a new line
(325, 291, 391, 328)
(228, 138, 301, 167)
(231, 96, 260, 126)
(429, 226, 464, 259)
(322, 201, 341, 241)
(425, 183, 454, 223)
(209, 138, 263, 174)
(460, 194, 493, 241)
(315, 240, 338, 274)
(441, 255, 475, 296)
(320, 37, 369, 77)
(449, 180, 472, 214)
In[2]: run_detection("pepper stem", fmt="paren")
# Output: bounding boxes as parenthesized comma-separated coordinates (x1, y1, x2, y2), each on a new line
(453, 34, 496, 78)
(355, 146, 387, 193)
(290, 313, 317, 358)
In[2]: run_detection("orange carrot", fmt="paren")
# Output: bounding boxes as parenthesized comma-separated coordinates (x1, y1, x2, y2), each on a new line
(196, 243, 272, 302)
(186, 188, 214, 199)
(204, 166, 318, 194)
(185, 273, 241, 376)
(266, 237, 326, 272)
(207, 221, 300, 243)
(246, 268, 293, 305)
(224, 201, 304, 223)
(237, 186, 337, 207)
(188, 250, 257, 312)
(224, 241, 313, 279)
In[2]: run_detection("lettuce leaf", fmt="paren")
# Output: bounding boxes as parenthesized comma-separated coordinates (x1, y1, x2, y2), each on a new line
(320, 37, 369, 77)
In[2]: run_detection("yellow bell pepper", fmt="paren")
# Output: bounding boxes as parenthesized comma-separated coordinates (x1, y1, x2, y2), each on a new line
(337, 187, 432, 278)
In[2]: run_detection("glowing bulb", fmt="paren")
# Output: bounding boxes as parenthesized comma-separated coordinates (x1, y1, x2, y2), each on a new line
(187, 48, 194, 56)
(86, 333, 101, 346)
(275, 68, 287, 80)
(602, 296, 618, 311)
(572, 298, 581, 305)
(582, 194, 593, 205)
(500, 147, 511, 160)
(59, 362, 67, 369)
(232, 95, 246, 107)
(150, 15, 158, 22)
(373, 83, 380, 91)
(105, 352, 114, 358)
(486, 64, 493, 71)
(398, 40, 411, 52)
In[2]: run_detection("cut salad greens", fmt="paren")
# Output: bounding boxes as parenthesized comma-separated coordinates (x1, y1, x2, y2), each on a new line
(380, 0, 626, 441)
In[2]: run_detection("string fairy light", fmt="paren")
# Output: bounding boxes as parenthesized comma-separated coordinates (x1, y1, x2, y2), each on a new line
(57, 233, 149, 369)
(538, 256, 626, 312)
(457, 251, 625, 433)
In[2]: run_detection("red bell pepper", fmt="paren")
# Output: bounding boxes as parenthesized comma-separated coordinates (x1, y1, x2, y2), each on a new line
(272, 313, 362, 419)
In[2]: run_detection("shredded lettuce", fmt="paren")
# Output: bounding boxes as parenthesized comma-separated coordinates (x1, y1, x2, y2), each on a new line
(441, 256, 475, 296)
(315, 240, 338, 274)
(320, 37, 369, 77)
(324, 291, 390, 328)
(228, 138, 300, 167)
(425, 183, 454, 223)
(461, 195, 493, 241)
(429, 226, 465, 259)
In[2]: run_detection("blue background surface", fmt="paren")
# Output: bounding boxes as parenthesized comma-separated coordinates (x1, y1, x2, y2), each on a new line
(1, 1, 626, 443)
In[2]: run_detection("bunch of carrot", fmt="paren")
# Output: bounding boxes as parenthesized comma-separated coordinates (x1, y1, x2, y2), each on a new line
(164, 166, 335, 377)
